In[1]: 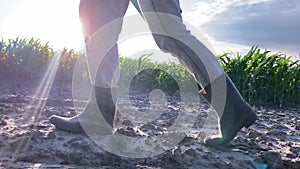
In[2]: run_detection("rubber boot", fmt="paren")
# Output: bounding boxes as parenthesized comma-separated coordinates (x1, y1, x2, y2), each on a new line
(201, 74, 257, 147)
(49, 87, 116, 135)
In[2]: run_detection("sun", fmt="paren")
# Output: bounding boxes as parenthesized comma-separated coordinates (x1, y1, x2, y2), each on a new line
(1, 0, 159, 54)
(2, 0, 84, 50)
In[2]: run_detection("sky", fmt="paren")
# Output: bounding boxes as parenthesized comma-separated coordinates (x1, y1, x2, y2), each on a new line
(0, 0, 299, 59)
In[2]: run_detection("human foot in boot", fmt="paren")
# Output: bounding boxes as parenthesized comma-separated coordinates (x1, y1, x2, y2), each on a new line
(202, 75, 257, 147)
(49, 87, 116, 134)
(203, 103, 257, 147)
(49, 115, 84, 133)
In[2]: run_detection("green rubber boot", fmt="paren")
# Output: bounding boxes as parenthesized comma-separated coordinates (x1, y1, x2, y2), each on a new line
(201, 74, 257, 147)
(49, 87, 116, 135)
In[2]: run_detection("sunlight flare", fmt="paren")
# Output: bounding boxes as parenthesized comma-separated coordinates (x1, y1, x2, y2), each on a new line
(12, 53, 62, 157)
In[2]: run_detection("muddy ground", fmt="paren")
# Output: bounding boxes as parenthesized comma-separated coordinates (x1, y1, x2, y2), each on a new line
(0, 83, 299, 169)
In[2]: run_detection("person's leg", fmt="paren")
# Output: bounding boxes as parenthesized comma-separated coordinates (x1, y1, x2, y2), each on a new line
(49, 0, 130, 134)
(138, 0, 257, 147)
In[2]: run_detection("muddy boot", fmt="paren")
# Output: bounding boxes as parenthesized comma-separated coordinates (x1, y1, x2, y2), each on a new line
(49, 87, 116, 135)
(201, 74, 257, 147)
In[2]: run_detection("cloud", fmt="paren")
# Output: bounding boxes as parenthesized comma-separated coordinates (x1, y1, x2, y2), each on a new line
(184, 0, 300, 55)
(184, 0, 271, 25)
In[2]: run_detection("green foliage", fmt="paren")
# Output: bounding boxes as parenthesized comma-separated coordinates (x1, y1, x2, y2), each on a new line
(55, 48, 85, 82)
(0, 38, 299, 107)
(0, 37, 54, 81)
(0, 37, 82, 83)
(219, 46, 300, 107)
(119, 55, 195, 95)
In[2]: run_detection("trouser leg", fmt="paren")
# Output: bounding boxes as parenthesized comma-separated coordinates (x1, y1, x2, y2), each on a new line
(80, 0, 130, 88)
(49, 0, 130, 134)
(138, 0, 225, 88)
(138, 0, 257, 147)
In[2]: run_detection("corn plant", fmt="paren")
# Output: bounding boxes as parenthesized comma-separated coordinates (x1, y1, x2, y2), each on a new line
(219, 46, 300, 107)
(0, 37, 54, 83)
(118, 56, 195, 96)
(0, 37, 299, 107)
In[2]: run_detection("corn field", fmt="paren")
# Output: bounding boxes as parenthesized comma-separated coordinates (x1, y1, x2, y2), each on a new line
(0, 38, 299, 107)
(0, 37, 83, 82)
(219, 46, 300, 107)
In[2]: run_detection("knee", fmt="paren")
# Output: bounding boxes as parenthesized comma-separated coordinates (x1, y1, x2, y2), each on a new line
(152, 33, 190, 55)
(152, 34, 175, 52)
